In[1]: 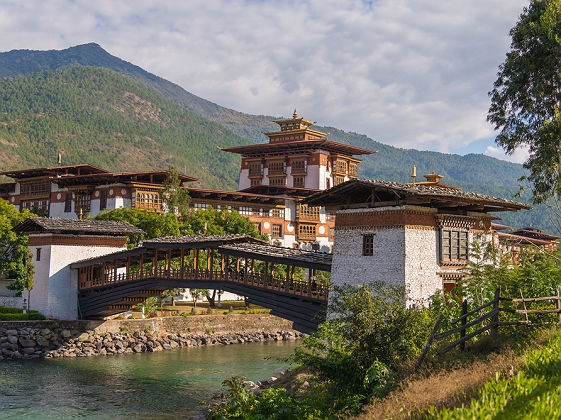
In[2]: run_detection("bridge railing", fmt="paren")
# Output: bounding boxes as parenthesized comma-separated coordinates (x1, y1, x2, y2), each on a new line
(79, 266, 328, 301)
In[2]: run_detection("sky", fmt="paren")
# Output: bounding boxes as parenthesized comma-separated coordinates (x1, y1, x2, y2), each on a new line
(0, 0, 532, 163)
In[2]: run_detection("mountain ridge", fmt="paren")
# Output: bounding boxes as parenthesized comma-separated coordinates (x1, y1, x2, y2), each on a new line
(0, 43, 552, 232)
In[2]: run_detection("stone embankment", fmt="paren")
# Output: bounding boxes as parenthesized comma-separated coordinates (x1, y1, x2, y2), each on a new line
(0, 327, 302, 361)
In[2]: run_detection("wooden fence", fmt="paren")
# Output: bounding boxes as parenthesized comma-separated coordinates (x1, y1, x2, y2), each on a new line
(416, 287, 561, 369)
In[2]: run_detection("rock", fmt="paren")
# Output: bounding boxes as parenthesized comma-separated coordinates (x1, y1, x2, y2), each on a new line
(22, 347, 36, 355)
(61, 330, 71, 339)
(5, 330, 17, 336)
(40, 329, 52, 336)
(273, 367, 288, 377)
(36, 337, 49, 347)
(133, 344, 143, 353)
(7, 336, 18, 345)
(76, 333, 90, 342)
(19, 338, 36, 348)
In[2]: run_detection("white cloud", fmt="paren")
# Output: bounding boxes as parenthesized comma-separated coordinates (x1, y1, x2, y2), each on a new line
(484, 145, 530, 164)
(0, 0, 530, 152)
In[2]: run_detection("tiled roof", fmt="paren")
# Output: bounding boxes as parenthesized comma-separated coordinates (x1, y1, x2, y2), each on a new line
(143, 235, 264, 249)
(219, 242, 332, 271)
(305, 179, 531, 211)
(13, 217, 145, 236)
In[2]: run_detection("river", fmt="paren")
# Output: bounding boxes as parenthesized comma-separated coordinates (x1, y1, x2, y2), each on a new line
(0, 340, 299, 419)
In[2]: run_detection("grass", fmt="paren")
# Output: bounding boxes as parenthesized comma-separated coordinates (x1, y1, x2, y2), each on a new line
(354, 327, 560, 420)
(427, 328, 561, 419)
(130, 301, 270, 318)
(0, 306, 45, 320)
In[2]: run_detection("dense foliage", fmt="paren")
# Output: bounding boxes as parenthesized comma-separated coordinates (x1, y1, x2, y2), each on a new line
(0, 66, 246, 189)
(0, 199, 34, 293)
(488, 0, 561, 203)
(430, 331, 561, 419)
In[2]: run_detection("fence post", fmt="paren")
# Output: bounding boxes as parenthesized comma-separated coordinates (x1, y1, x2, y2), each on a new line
(555, 288, 561, 324)
(491, 287, 500, 337)
(460, 299, 468, 351)
(415, 314, 444, 370)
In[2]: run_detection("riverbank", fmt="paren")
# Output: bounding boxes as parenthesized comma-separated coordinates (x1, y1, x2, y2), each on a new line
(0, 314, 302, 361)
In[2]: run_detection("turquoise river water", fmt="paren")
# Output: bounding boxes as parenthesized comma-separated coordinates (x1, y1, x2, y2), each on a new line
(0, 340, 299, 419)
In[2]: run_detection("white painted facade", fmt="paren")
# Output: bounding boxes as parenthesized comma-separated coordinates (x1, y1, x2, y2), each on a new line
(29, 235, 126, 320)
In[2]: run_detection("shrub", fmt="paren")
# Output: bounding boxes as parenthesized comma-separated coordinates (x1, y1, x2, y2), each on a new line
(294, 282, 435, 410)
(0, 311, 45, 320)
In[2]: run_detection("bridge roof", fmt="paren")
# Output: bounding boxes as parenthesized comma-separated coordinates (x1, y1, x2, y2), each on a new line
(14, 217, 145, 236)
(219, 242, 332, 272)
(142, 235, 265, 249)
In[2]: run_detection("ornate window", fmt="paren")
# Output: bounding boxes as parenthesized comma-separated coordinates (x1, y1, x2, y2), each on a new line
(74, 193, 91, 217)
(298, 224, 316, 241)
(250, 178, 261, 187)
(440, 229, 468, 262)
(269, 177, 286, 187)
(362, 234, 374, 256)
(272, 224, 283, 238)
(293, 176, 305, 188)
(297, 204, 320, 221)
(64, 192, 72, 213)
(270, 208, 285, 219)
(248, 162, 263, 177)
(334, 159, 347, 174)
(334, 176, 345, 186)
(99, 189, 108, 210)
(291, 158, 307, 174)
(268, 160, 285, 175)
(133, 190, 162, 211)
(20, 181, 50, 197)
(349, 162, 358, 178)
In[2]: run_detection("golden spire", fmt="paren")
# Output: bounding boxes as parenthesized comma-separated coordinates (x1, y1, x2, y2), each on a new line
(293, 108, 298, 119)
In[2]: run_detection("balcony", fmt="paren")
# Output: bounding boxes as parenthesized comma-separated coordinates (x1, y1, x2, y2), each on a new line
(298, 223, 316, 241)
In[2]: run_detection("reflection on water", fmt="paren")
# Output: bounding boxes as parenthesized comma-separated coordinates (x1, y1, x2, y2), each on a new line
(0, 340, 299, 419)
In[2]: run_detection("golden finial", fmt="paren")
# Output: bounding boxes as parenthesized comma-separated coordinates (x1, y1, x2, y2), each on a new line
(293, 108, 298, 119)
(411, 165, 417, 184)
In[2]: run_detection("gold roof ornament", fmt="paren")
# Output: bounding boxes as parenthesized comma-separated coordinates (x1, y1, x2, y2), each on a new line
(293, 109, 298, 119)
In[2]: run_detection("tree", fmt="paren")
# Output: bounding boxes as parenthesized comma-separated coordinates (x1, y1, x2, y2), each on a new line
(0, 198, 35, 294)
(23, 253, 35, 311)
(189, 288, 204, 308)
(93, 207, 180, 247)
(161, 288, 185, 307)
(488, 0, 561, 203)
(161, 167, 191, 220)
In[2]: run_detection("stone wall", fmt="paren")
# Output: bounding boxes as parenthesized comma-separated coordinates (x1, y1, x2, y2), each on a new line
(0, 314, 299, 361)
(404, 227, 441, 304)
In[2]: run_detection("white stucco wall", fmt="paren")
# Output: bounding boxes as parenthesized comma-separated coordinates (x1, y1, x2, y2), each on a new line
(29, 238, 126, 320)
(331, 227, 406, 289)
(404, 227, 441, 305)
(238, 168, 251, 190)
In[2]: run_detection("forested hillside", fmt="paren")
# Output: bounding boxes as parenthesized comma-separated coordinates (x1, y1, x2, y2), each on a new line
(0, 67, 245, 189)
(0, 44, 555, 231)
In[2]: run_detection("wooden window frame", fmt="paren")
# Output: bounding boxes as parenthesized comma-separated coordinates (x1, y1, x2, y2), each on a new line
(293, 175, 305, 188)
(64, 192, 72, 213)
(272, 224, 283, 238)
(440, 228, 468, 262)
(362, 234, 374, 256)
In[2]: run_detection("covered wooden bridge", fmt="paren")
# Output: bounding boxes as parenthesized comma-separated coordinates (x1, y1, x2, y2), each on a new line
(72, 235, 332, 333)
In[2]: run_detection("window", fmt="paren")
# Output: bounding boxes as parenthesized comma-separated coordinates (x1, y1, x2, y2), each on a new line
(349, 162, 358, 178)
(291, 159, 307, 174)
(36, 248, 41, 262)
(298, 224, 316, 240)
(334, 176, 345, 186)
(272, 224, 283, 238)
(21, 199, 49, 216)
(133, 190, 161, 211)
(99, 189, 107, 210)
(64, 192, 72, 213)
(74, 193, 91, 217)
(362, 234, 374, 256)
(269, 177, 286, 187)
(248, 162, 263, 177)
(253, 222, 262, 234)
(20, 181, 50, 197)
(334, 159, 348, 174)
(329, 227, 335, 241)
(250, 178, 261, 187)
(270, 208, 285, 219)
(293, 176, 305, 188)
(268, 160, 285, 175)
(326, 178, 330, 189)
(238, 206, 252, 215)
(297, 204, 320, 221)
(440, 229, 468, 261)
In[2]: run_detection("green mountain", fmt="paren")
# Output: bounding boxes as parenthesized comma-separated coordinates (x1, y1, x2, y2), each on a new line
(0, 66, 245, 189)
(0, 44, 554, 232)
